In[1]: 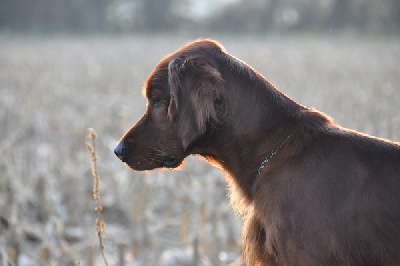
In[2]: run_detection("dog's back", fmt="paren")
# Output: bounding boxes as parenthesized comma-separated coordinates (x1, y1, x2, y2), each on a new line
(248, 116, 400, 265)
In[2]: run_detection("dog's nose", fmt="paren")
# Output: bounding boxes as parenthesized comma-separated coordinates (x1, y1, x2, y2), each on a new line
(114, 141, 125, 160)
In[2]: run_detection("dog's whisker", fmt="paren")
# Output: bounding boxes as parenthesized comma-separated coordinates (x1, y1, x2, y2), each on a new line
(148, 157, 164, 164)
(142, 158, 158, 167)
(148, 147, 175, 158)
(148, 151, 166, 158)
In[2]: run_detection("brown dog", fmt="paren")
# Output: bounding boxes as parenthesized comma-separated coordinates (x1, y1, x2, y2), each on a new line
(115, 39, 400, 265)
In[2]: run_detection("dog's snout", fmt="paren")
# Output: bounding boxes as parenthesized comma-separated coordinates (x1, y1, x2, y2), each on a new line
(114, 141, 125, 160)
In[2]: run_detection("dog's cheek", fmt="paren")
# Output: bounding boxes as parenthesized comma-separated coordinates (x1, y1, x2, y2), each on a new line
(167, 123, 186, 153)
(150, 112, 183, 151)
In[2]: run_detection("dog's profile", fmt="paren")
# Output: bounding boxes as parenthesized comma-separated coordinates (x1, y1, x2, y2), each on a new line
(115, 39, 400, 265)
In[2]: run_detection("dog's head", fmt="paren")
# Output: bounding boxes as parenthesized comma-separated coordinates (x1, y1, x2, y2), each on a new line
(114, 40, 226, 170)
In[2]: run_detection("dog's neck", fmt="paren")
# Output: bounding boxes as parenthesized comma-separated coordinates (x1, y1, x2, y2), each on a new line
(190, 78, 302, 202)
(192, 122, 296, 199)
(189, 60, 334, 204)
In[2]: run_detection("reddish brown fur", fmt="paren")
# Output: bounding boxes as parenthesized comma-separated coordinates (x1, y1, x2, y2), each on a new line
(115, 39, 400, 265)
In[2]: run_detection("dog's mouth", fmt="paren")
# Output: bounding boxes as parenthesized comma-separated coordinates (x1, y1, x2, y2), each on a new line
(122, 155, 181, 171)
(162, 156, 178, 167)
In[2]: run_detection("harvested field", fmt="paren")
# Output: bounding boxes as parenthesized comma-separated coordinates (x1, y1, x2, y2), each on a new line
(1, 35, 399, 265)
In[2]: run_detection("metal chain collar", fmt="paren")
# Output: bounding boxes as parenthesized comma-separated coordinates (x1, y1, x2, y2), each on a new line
(257, 133, 294, 176)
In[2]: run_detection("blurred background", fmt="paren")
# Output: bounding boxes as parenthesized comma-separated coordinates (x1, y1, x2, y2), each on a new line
(0, 0, 399, 265)
(1, 0, 400, 34)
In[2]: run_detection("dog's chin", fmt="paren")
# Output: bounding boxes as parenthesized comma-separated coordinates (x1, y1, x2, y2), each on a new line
(124, 156, 183, 171)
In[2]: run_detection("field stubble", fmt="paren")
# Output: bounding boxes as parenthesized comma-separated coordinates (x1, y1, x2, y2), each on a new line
(0, 35, 399, 265)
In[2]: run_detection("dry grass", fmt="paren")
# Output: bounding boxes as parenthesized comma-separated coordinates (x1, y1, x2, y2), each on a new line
(0, 34, 399, 265)
(86, 128, 108, 266)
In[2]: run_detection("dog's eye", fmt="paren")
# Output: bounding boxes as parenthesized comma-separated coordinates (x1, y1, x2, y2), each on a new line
(152, 98, 161, 108)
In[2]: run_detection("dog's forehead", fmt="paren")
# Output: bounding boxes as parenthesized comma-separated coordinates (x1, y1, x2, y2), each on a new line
(143, 39, 226, 98)
(144, 59, 170, 98)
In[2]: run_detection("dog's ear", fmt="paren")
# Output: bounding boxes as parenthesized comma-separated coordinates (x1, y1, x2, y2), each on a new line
(168, 56, 224, 149)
